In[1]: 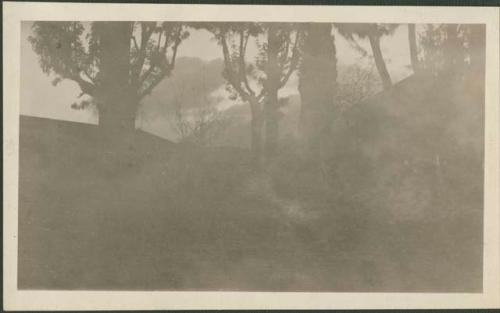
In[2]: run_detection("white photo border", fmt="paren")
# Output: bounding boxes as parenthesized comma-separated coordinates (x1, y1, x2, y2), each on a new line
(3, 2, 499, 310)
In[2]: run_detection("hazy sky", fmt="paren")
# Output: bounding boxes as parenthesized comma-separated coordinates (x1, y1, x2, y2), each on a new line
(20, 22, 414, 126)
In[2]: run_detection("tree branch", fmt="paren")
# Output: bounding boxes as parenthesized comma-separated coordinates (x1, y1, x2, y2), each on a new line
(238, 29, 255, 97)
(220, 32, 247, 98)
(280, 31, 291, 65)
(279, 30, 301, 88)
(161, 27, 172, 53)
(81, 69, 96, 85)
(139, 64, 158, 86)
(131, 36, 139, 52)
(132, 23, 154, 85)
(138, 29, 182, 100)
(157, 30, 162, 50)
(71, 74, 96, 97)
(138, 27, 168, 86)
(167, 27, 182, 69)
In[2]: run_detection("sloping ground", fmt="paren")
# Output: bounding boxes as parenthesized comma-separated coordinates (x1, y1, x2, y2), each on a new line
(18, 70, 484, 295)
(269, 72, 484, 292)
(19, 115, 340, 291)
(19, 115, 390, 291)
(342, 73, 484, 287)
(18, 115, 275, 290)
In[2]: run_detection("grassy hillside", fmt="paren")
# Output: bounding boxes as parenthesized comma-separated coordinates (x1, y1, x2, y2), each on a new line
(18, 69, 483, 293)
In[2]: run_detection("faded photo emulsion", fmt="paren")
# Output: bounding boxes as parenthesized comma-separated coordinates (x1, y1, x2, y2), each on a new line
(17, 20, 486, 293)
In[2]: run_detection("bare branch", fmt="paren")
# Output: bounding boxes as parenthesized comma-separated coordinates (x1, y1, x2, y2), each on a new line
(161, 28, 171, 53)
(132, 23, 154, 85)
(167, 27, 182, 69)
(81, 68, 96, 85)
(256, 88, 266, 102)
(139, 64, 157, 85)
(157, 31, 162, 50)
(138, 28, 166, 86)
(138, 26, 183, 99)
(131, 36, 139, 52)
(220, 32, 235, 82)
(280, 31, 291, 65)
(279, 30, 302, 88)
(238, 29, 255, 97)
(71, 74, 96, 97)
(139, 49, 177, 98)
(220, 32, 247, 98)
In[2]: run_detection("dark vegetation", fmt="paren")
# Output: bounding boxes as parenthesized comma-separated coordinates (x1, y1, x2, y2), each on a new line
(19, 22, 485, 291)
(18, 73, 483, 291)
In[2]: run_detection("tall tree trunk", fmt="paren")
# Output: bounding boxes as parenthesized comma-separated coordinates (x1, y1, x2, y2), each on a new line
(264, 93, 279, 157)
(408, 24, 420, 74)
(368, 34, 392, 90)
(96, 22, 136, 136)
(264, 25, 281, 158)
(249, 97, 264, 165)
(298, 23, 337, 159)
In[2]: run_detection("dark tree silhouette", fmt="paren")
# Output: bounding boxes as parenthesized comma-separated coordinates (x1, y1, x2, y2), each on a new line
(257, 23, 302, 157)
(408, 24, 421, 74)
(419, 24, 483, 77)
(419, 24, 485, 104)
(197, 22, 265, 161)
(196, 22, 301, 161)
(298, 23, 337, 159)
(336, 23, 398, 90)
(29, 21, 188, 135)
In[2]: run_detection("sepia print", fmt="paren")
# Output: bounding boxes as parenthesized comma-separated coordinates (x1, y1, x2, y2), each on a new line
(3, 3, 500, 311)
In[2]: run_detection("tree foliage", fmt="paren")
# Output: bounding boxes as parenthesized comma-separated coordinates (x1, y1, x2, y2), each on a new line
(419, 24, 483, 77)
(335, 23, 399, 90)
(194, 22, 302, 160)
(29, 21, 189, 122)
(335, 23, 398, 42)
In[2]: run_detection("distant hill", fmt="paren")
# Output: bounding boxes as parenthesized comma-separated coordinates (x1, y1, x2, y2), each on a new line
(211, 63, 380, 149)
(138, 57, 224, 140)
(136, 61, 383, 145)
(141, 57, 224, 114)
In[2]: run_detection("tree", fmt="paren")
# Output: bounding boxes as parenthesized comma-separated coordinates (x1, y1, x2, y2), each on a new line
(298, 23, 337, 159)
(408, 24, 421, 74)
(202, 22, 265, 161)
(419, 24, 482, 78)
(257, 23, 302, 157)
(336, 23, 398, 90)
(29, 21, 188, 136)
(196, 22, 301, 161)
(419, 23, 486, 102)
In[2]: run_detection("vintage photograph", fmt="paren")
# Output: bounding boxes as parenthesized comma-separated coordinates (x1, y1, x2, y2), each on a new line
(17, 20, 486, 292)
(3, 2, 500, 311)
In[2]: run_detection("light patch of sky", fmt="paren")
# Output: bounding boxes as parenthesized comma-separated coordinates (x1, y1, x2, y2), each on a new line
(20, 22, 98, 124)
(21, 22, 414, 125)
